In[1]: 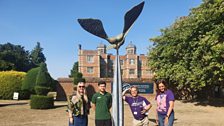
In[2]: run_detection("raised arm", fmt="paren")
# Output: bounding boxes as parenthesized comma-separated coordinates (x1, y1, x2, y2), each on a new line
(122, 88, 130, 100)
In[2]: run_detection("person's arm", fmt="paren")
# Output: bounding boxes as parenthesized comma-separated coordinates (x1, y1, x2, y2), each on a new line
(165, 100, 174, 125)
(141, 104, 152, 114)
(145, 102, 152, 110)
(68, 110, 73, 118)
(67, 95, 74, 124)
(155, 110, 159, 125)
(155, 96, 159, 125)
(141, 99, 152, 114)
(166, 90, 175, 118)
(108, 94, 112, 109)
(166, 101, 174, 117)
(122, 88, 130, 100)
(91, 102, 96, 111)
(91, 94, 96, 111)
(68, 110, 73, 124)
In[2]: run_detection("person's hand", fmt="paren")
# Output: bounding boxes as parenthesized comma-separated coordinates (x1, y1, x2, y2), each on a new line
(69, 117, 73, 124)
(155, 119, 159, 126)
(164, 116, 169, 126)
(141, 109, 147, 114)
(125, 87, 131, 92)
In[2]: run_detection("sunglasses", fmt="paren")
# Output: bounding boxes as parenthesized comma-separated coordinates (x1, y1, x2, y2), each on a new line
(78, 86, 85, 88)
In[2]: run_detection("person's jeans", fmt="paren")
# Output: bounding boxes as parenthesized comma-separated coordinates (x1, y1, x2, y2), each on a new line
(158, 111, 174, 126)
(69, 115, 88, 126)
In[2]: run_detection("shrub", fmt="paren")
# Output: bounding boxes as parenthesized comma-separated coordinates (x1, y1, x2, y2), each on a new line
(0, 71, 26, 99)
(19, 89, 31, 100)
(50, 80, 57, 91)
(29, 63, 55, 109)
(36, 63, 52, 87)
(21, 67, 40, 93)
(34, 86, 51, 96)
(30, 95, 54, 109)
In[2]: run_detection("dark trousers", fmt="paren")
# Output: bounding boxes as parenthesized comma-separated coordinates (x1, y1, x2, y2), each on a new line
(95, 119, 112, 126)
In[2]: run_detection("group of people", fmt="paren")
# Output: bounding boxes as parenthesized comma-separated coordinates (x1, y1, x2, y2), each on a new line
(67, 79, 175, 126)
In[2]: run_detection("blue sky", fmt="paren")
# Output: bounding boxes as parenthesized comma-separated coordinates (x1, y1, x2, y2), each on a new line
(0, 0, 202, 79)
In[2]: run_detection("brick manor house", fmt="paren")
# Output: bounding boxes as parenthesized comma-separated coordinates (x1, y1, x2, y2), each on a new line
(56, 42, 154, 100)
(78, 42, 153, 79)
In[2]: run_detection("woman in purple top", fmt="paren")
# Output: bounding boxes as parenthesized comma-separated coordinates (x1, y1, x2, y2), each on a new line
(155, 79, 175, 126)
(123, 86, 152, 126)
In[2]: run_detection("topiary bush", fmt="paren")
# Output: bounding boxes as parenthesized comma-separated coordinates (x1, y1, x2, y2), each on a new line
(36, 63, 52, 88)
(30, 63, 55, 109)
(0, 71, 26, 99)
(34, 86, 51, 96)
(30, 95, 54, 109)
(18, 89, 32, 100)
(21, 67, 40, 93)
(50, 79, 57, 92)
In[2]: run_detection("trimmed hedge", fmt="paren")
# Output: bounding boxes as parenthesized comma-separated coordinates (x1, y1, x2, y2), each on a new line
(21, 67, 40, 93)
(34, 86, 51, 95)
(30, 95, 54, 109)
(0, 71, 26, 99)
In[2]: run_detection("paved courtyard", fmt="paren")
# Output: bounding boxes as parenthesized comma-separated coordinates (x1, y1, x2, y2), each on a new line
(0, 99, 224, 126)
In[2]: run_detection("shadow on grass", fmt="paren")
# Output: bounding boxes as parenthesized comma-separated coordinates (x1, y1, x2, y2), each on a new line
(53, 104, 67, 109)
(148, 118, 178, 125)
(148, 118, 157, 124)
(0, 102, 28, 107)
(181, 98, 224, 107)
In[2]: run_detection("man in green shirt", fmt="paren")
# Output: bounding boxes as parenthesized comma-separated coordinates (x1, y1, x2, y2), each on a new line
(91, 80, 112, 126)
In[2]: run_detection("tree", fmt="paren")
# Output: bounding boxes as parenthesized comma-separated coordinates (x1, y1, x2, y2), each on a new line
(73, 72, 85, 85)
(30, 42, 46, 67)
(69, 62, 79, 77)
(69, 61, 85, 85)
(0, 42, 31, 72)
(148, 0, 224, 99)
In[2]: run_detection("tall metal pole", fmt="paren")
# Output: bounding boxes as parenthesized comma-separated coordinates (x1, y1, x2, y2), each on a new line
(112, 49, 123, 126)
(77, 2, 145, 126)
